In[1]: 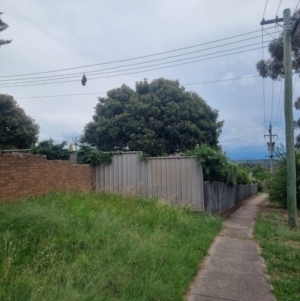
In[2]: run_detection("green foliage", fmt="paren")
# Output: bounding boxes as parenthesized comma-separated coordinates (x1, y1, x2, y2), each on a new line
(77, 145, 116, 165)
(237, 163, 270, 192)
(236, 168, 250, 185)
(256, 8, 300, 81)
(268, 152, 300, 208)
(0, 94, 39, 150)
(0, 12, 12, 47)
(254, 206, 300, 301)
(187, 144, 253, 186)
(81, 78, 223, 156)
(30, 139, 69, 160)
(0, 191, 222, 301)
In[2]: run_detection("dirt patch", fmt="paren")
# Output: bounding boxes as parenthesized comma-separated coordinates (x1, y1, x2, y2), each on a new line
(283, 240, 300, 248)
(258, 201, 292, 220)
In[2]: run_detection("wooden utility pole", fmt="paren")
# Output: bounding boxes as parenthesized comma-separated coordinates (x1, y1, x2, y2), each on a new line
(283, 8, 297, 228)
(261, 8, 298, 228)
(265, 124, 277, 174)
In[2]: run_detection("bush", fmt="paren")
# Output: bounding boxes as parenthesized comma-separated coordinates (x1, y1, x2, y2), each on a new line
(268, 152, 300, 208)
(236, 167, 252, 185)
(186, 144, 253, 186)
(30, 139, 69, 160)
(77, 145, 116, 165)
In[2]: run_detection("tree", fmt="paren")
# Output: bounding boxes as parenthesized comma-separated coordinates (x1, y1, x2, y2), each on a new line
(256, 9, 300, 80)
(0, 13, 12, 47)
(30, 140, 69, 160)
(0, 94, 39, 149)
(82, 78, 223, 156)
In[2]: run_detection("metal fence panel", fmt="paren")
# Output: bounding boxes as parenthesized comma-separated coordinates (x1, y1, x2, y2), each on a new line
(94, 153, 205, 210)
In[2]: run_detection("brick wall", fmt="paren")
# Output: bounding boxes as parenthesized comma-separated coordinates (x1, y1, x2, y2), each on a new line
(0, 153, 94, 202)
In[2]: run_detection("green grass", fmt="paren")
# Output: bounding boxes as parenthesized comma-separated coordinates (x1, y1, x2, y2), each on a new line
(254, 203, 300, 301)
(0, 192, 222, 301)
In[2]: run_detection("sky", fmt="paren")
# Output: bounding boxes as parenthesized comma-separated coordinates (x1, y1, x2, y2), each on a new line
(1, 0, 300, 160)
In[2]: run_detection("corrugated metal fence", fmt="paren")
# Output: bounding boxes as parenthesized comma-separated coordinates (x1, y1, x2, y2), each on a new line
(203, 181, 258, 214)
(94, 152, 205, 210)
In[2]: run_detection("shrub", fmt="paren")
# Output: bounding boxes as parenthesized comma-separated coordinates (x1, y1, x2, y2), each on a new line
(186, 144, 253, 186)
(268, 152, 300, 208)
(30, 139, 69, 160)
(77, 145, 116, 165)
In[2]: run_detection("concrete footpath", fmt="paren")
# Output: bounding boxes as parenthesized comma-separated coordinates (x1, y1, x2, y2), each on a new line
(186, 194, 276, 301)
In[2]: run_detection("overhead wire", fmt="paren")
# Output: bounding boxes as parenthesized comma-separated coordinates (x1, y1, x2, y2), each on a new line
(0, 35, 274, 83)
(261, 27, 266, 129)
(261, 0, 269, 157)
(0, 26, 277, 79)
(262, 0, 269, 19)
(0, 41, 273, 86)
(276, 0, 283, 16)
(295, 0, 300, 13)
(222, 130, 265, 143)
(0, 46, 268, 88)
(270, 23, 278, 126)
(275, 79, 283, 136)
(15, 75, 260, 99)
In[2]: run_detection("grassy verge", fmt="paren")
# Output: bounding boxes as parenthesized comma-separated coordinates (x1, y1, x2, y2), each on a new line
(0, 192, 222, 301)
(254, 201, 300, 301)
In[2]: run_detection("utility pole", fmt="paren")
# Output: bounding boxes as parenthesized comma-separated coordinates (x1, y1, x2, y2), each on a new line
(261, 8, 298, 228)
(265, 123, 277, 174)
(283, 9, 297, 228)
(73, 137, 78, 151)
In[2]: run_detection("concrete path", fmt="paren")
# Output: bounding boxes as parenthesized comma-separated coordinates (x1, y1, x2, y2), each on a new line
(186, 194, 276, 301)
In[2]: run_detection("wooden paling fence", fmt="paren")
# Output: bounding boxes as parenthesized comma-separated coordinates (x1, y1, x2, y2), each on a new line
(203, 181, 258, 214)
(94, 152, 205, 211)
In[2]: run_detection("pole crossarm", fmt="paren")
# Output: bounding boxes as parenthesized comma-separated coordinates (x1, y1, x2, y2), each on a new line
(261, 17, 283, 25)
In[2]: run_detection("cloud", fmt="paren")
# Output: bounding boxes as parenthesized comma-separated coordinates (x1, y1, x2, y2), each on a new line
(2, 0, 297, 159)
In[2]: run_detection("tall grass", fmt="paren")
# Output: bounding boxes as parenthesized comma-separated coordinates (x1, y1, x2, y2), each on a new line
(254, 205, 300, 301)
(0, 192, 221, 301)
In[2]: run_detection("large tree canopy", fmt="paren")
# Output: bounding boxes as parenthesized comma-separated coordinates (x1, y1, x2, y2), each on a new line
(0, 12, 12, 47)
(0, 94, 39, 149)
(82, 78, 223, 156)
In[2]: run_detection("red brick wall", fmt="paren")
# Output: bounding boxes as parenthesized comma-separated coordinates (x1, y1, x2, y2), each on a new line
(0, 153, 94, 202)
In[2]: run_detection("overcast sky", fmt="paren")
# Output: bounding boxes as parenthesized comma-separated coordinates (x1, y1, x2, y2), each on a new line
(1, 0, 300, 160)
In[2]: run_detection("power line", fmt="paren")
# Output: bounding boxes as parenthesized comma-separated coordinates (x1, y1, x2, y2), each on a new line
(275, 79, 283, 136)
(0, 42, 271, 86)
(0, 46, 267, 88)
(15, 75, 260, 99)
(276, 0, 283, 16)
(295, 0, 300, 13)
(0, 26, 276, 79)
(262, 0, 269, 19)
(0, 35, 273, 83)
(270, 24, 278, 126)
(183, 75, 259, 86)
(17, 91, 107, 99)
(225, 123, 265, 132)
(261, 28, 266, 128)
(222, 130, 265, 143)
